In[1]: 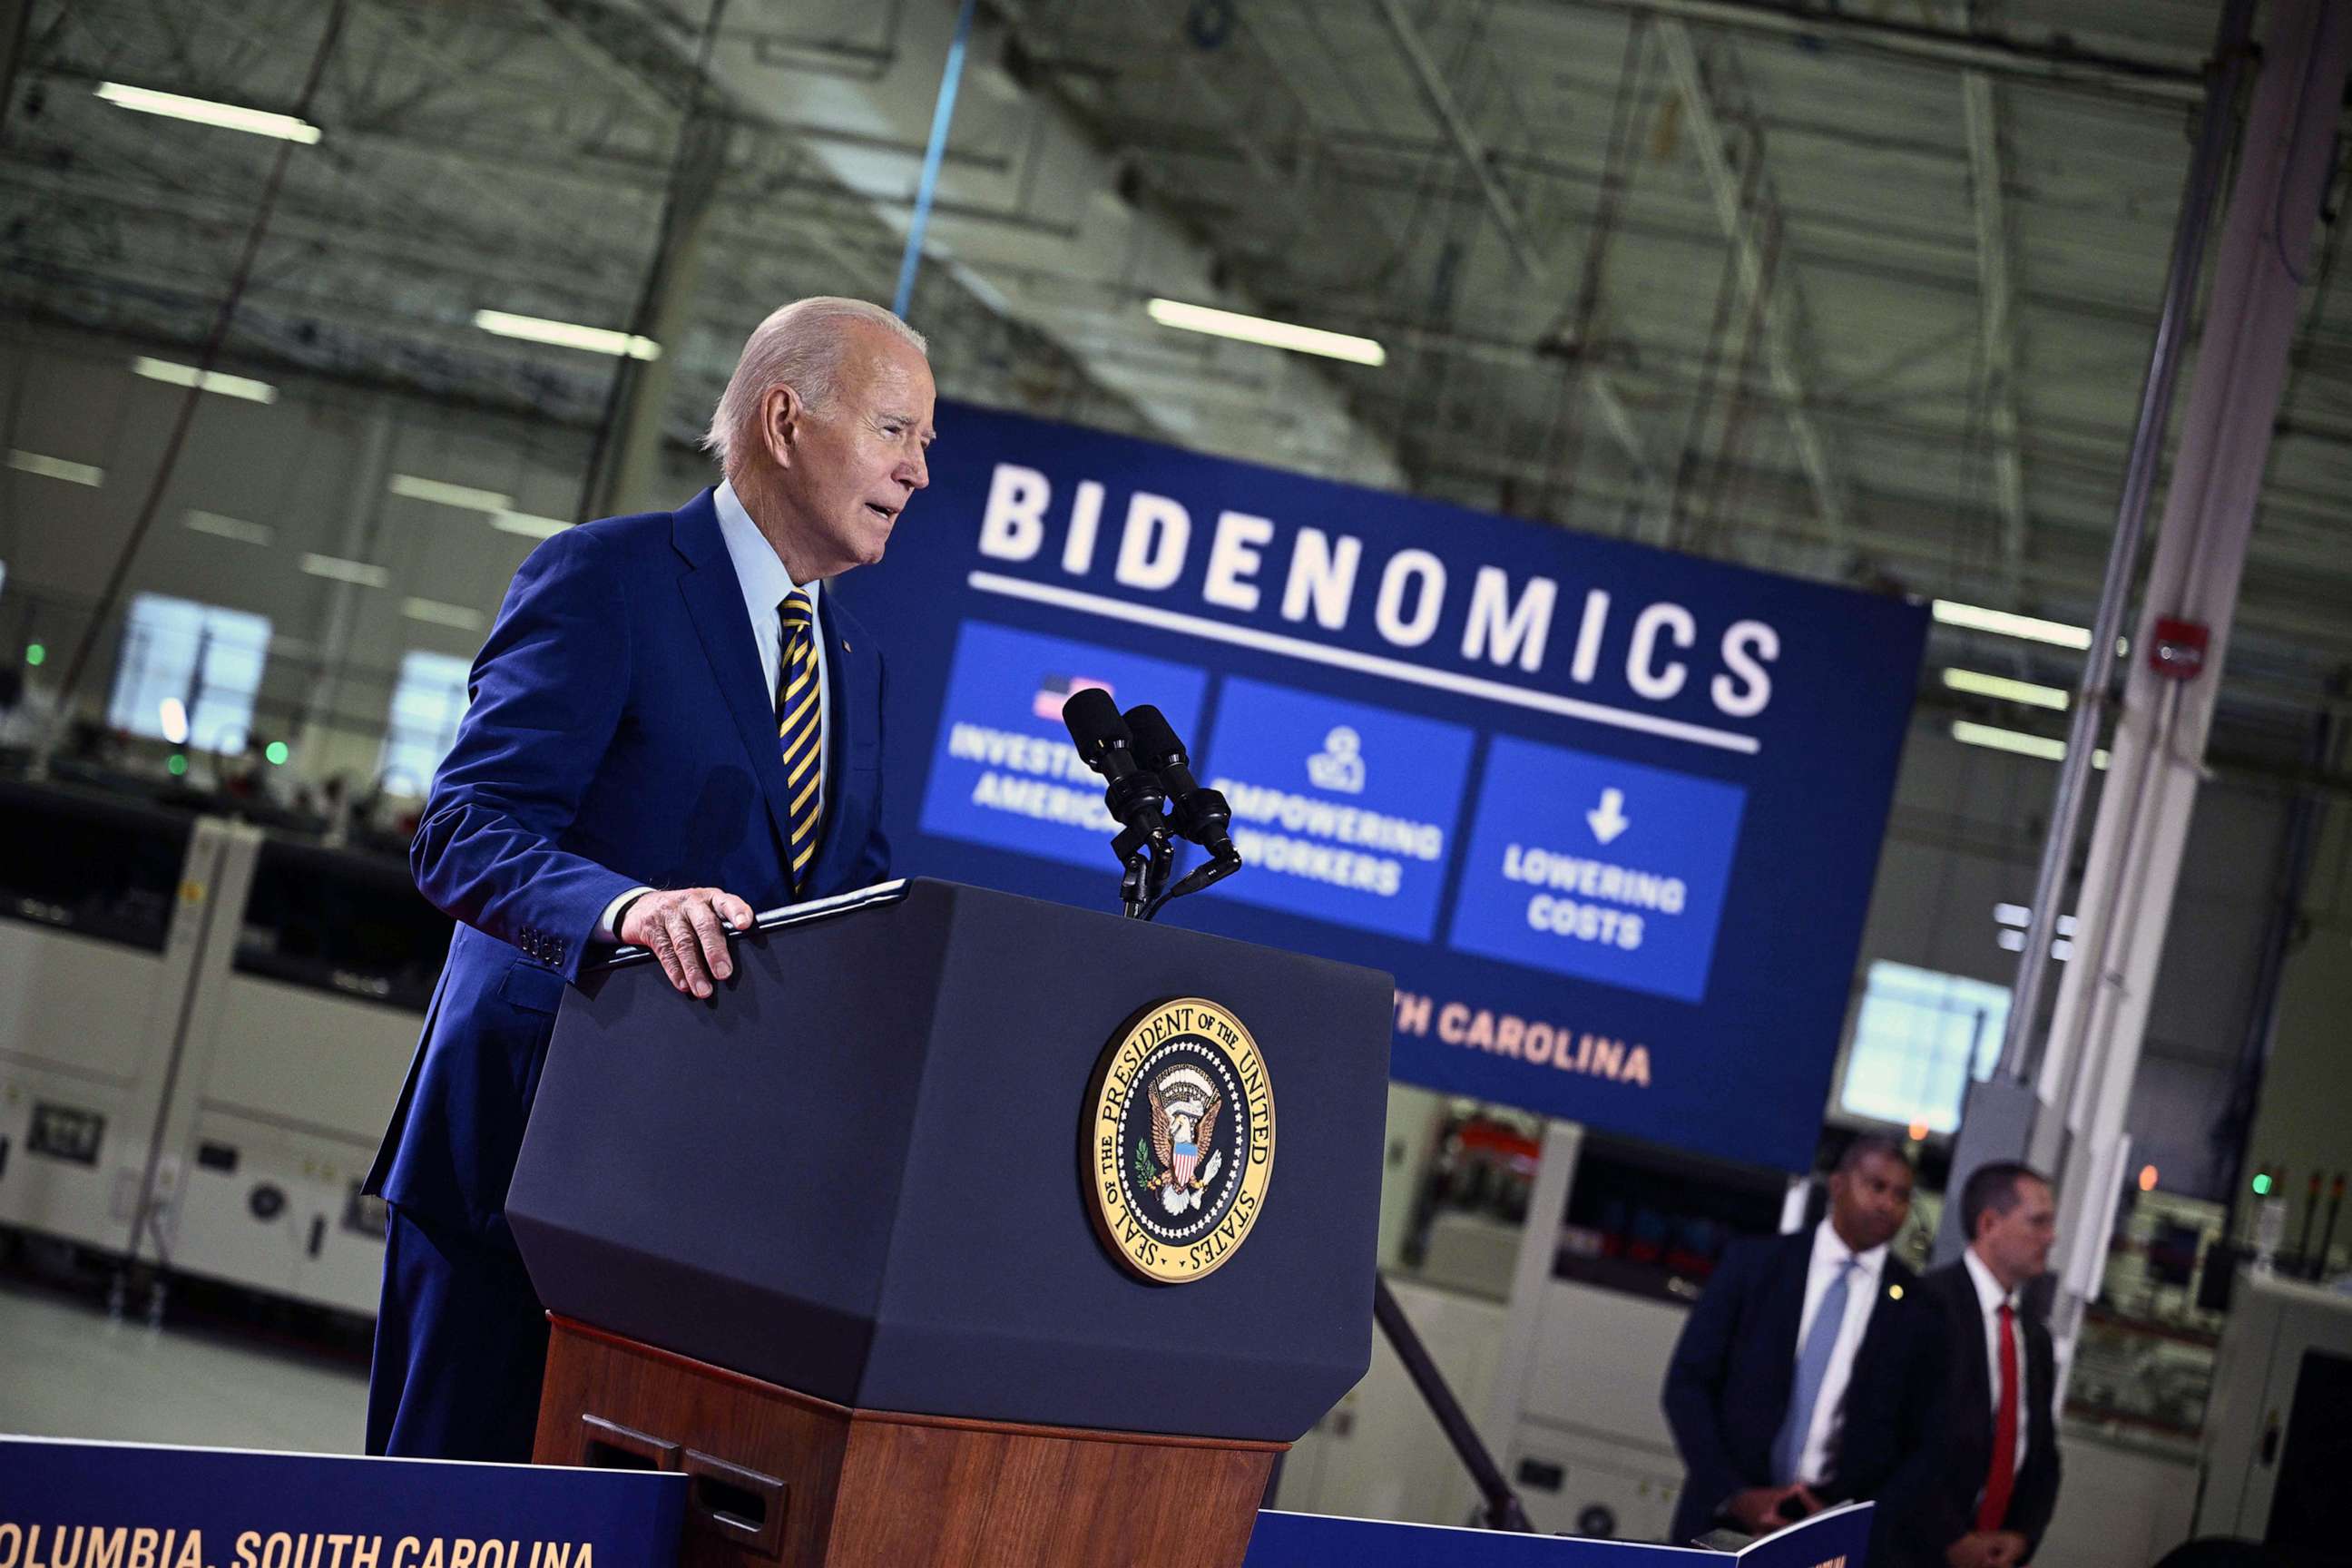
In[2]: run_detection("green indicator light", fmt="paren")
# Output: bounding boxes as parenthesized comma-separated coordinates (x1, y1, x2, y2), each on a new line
(24, 643, 44, 666)
(166, 754, 188, 778)
(265, 741, 289, 765)
(2252, 1174, 2274, 1196)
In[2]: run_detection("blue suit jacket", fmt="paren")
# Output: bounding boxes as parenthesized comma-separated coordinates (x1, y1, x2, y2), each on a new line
(365, 489, 889, 1237)
(1661, 1229, 1929, 1542)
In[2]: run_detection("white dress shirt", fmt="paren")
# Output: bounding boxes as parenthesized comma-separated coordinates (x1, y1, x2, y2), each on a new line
(1793, 1220, 1889, 1486)
(1961, 1246, 2032, 1480)
(593, 479, 826, 942)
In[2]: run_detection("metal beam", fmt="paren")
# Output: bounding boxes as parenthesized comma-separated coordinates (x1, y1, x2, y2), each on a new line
(1371, 0, 1546, 279)
(1548, 0, 2209, 104)
(1367, 0, 1671, 533)
(1950, 5, 2031, 588)
(1653, 20, 1853, 546)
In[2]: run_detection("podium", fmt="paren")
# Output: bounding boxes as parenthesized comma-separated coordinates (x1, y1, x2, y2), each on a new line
(506, 878, 1394, 1568)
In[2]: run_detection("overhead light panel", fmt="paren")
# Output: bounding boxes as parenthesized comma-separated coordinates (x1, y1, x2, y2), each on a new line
(491, 511, 571, 541)
(1931, 600, 2092, 651)
(401, 597, 485, 632)
(300, 553, 391, 588)
(1144, 299, 1387, 367)
(95, 83, 321, 144)
(389, 475, 513, 514)
(474, 309, 659, 360)
(8, 450, 104, 487)
(1942, 667, 2070, 710)
(185, 510, 275, 545)
(132, 357, 278, 404)
(1951, 720, 2109, 770)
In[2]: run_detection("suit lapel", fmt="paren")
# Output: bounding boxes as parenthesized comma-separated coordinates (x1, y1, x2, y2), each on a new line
(673, 491, 799, 867)
(1759, 1230, 1814, 1406)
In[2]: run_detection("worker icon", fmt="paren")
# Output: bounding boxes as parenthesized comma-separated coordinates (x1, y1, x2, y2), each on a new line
(1308, 726, 1366, 795)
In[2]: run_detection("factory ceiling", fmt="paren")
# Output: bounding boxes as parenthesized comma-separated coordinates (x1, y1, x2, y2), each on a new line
(4, 0, 2348, 755)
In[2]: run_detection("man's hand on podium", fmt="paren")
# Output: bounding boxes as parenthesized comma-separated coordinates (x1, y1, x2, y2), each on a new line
(620, 887, 756, 998)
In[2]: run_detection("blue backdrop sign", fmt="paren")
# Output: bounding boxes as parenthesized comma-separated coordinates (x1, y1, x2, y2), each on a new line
(851, 404, 1924, 1172)
(1240, 1503, 1873, 1565)
(0, 1439, 683, 1568)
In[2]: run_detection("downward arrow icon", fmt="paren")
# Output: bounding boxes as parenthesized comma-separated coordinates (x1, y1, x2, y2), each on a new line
(1586, 788, 1630, 846)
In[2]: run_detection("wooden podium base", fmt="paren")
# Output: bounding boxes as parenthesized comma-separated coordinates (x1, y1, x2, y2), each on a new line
(534, 1317, 1284, 1568)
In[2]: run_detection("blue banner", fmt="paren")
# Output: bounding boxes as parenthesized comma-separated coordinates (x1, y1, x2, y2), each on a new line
(0, 1439, 683, 1568)
(1241, 1504, 1873, 1566)
(853, 405, 1925, 1171)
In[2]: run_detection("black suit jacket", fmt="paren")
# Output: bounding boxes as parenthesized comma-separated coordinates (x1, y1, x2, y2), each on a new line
(1661, 1229, 1928, 1542)
(1876, 1260, 2062, 1567)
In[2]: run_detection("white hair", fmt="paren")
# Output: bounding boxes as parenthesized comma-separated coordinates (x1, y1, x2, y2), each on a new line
(702, 297, 929, 473)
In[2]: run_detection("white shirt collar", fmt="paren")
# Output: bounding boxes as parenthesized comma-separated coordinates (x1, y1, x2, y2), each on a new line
(713, 478, 817, 621)
(1815, 1219, 1889, 1281)
(1963, 1246, 2016, 1314)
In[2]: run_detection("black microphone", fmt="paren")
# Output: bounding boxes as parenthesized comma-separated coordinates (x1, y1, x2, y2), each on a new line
(1122, 704, 1233, 857)
(1062, 688, 1171, 845)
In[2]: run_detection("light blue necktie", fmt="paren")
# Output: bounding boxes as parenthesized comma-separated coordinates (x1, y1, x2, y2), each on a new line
(1772, 1258, 1857, 1485)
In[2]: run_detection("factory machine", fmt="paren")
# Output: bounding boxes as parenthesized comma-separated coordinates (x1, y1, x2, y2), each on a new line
(2194, 1269, 2352, 1553)
(0, 774, 446, 1318)
(1484, 1122, 1798, 1541)
(158, 830, 446, 1314)
(0, 779, 235, 1261)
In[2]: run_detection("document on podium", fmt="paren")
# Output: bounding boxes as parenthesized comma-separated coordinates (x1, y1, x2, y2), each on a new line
(602, 878, 908, 969)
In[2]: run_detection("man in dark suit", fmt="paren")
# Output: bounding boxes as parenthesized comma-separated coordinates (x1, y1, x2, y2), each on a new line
(1662, 1135, 1929, 1540)
(1885, 1161, 2062, 1568)
(361, 297, 933, 1460)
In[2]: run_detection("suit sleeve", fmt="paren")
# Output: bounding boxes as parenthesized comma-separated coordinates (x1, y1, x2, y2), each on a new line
(410, 527, 640, 981)
(1866, 1294, 1958, 1563)
(1662, 1241, 1757, 1521)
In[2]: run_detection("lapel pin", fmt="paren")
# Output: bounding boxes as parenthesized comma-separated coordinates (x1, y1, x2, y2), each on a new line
(1888, 1284, 1905, 1300)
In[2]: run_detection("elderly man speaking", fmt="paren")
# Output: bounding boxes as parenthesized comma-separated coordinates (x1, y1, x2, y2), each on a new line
(361, 298, 934, 1460)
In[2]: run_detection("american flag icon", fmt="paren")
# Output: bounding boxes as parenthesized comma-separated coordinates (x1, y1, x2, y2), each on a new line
(1034, 673, 1113, 721)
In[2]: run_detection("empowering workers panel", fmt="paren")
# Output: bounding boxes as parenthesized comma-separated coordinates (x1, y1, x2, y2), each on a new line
(850, 403, 1925, 1172)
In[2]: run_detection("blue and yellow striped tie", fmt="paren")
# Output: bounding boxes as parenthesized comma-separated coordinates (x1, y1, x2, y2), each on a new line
(777, 590, 824, 893)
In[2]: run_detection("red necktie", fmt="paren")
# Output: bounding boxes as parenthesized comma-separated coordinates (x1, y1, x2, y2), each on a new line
(1977, 1302, 2019, 1532)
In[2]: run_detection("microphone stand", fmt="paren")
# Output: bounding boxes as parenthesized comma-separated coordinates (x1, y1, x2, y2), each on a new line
(1114, 820, 1174, 919)
(1373, 1275, 1535, 1533)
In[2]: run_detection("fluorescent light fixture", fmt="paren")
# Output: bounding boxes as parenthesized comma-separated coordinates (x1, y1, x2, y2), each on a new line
(1144, 299, 1387, 367)
(300, 553, 390, 588)
(7, 450, 104, 486)
(1943, 667, 2069, 710)
(1994, 904, 2078, 936)
(1996, 928, 2074, 960)
(401, 597, 485, 632)
(185, 509, 275, 545)
(1931, 600, 2092, 651)
(473, 309, 659, 360)
(132, 357, 277, 404)
(389, 474, 513, 514)
(1950, 720, 2109, 770)
(95, 83, 321, 144)
(159, 697, 191, 745)
(492, 511, 570, 540)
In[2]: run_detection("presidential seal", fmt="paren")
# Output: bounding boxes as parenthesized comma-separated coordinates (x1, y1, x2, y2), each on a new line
(1083, 996, 1274, 1284)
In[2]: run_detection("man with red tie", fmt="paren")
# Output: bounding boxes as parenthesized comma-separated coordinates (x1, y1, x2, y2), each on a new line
(1886, 1162, 2062, 1568)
